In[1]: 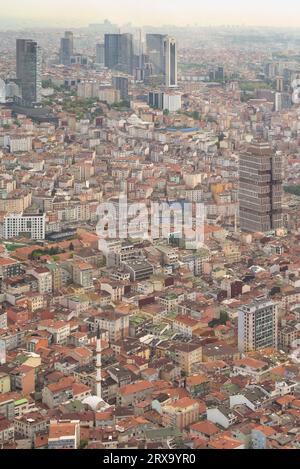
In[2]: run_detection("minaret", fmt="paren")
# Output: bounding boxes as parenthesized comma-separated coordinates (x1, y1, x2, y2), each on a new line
(96, 326, 102, 399)
(234, 206, 238, 233)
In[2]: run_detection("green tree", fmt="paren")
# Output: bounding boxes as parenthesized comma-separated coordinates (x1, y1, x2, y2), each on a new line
(220, 311, 229, 325)
(42, 79, 52, 88)
(209, 311, 229, 328)
(284, 185, 300, 197)
(79, 440, 88, 449)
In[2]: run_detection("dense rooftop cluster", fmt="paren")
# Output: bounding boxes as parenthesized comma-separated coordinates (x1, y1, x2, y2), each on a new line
(0, 24, 300, 450)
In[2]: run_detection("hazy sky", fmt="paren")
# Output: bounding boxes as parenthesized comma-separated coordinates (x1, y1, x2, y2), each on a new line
(2, 0, 300, 27)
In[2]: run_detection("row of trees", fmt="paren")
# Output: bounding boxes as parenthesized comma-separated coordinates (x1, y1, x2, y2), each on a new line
(29, 243, 74, 260)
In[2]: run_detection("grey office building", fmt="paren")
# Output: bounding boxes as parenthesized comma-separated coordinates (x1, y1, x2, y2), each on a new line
(112, 76, 129, 101)
(96, 43, 105, 66)
(104, 33, 133, 75)
(148, 90, 164, 109)
(16, 39, 42, 106)
(239, 141, 283, 233)
(146, 34, 165, 75)
(60, 31, 74, 65)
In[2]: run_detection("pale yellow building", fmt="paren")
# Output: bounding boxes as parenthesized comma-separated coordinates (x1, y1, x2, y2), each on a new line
(0, 372, 11, 394)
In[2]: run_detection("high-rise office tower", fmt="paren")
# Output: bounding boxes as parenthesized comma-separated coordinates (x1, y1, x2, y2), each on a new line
(59, 31, 74, 65)
(275, 92, 282, 112)
(104, 34, 119, 70)
(276, 76, 284, 92)
(239, 141, 283, 233)
(16, 39, 42, 106)
(112, 76, 129, 101)
(0, 78, 6, 104)
(148, 90, 164, 109)
(96, 43, 105, 66)
(119, 33, 133, 75)
(164, 36, 177, 88)
(146, 33, 165, 75)
(104, 33, 133, 75)
(264, 62, 276, 79)
(238, 299, 278, 353)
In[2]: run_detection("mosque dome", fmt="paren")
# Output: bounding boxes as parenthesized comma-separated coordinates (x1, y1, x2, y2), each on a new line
(82, 395, 110, 411)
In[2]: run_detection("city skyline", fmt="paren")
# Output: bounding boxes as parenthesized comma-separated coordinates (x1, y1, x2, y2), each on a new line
(1, 1, 300, 456)
(2, 0, 300, 28)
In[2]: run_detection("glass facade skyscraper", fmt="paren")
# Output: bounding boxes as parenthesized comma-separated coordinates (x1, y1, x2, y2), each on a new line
(96, 43, 105, 66)
(146, 34, 165, 75)
(16, 39, 42, 106)
(112, 76, 129, 101)
(60, 31, 74, 65)
(104, 33, 133, 75)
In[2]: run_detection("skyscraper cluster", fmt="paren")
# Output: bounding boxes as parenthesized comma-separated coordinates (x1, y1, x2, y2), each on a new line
(104, 32, 177, 87)
(145, 33, 178, 87)
(2, 22, 300, 452)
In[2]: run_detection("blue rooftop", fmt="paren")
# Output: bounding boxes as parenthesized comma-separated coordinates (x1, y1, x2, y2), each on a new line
(166, 127, 200, 133)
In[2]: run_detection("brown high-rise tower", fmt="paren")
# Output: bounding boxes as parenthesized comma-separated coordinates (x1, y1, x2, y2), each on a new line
(239, 141, 283, 233)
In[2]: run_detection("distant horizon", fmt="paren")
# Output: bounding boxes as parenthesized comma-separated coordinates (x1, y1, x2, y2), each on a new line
(1, 20, 300, 32)
(2, 0, 300, 29)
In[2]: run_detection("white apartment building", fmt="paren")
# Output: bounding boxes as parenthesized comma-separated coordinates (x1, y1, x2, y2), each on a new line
(163, 92, 181, 112)
(238, 298, 278, 353)
(3, 213, 46, 240)
(27, 267, 52, 294)
(4, 135, 32, 153)
(38, 320, 71, 344)
(77, 80, 98, 99)
(185, 189, 203, 203)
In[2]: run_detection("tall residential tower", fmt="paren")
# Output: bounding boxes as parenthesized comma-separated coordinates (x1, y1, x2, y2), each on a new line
(238, 299, 278, 353)
(239, 141, 283, 233)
